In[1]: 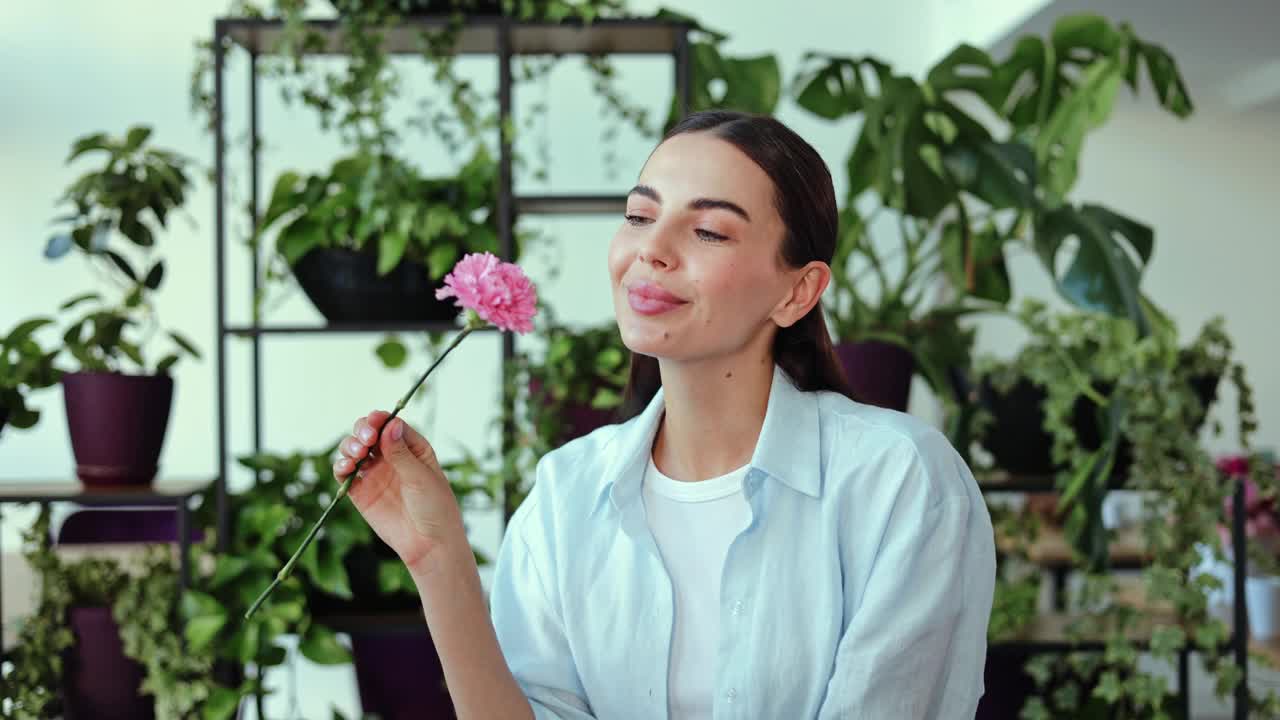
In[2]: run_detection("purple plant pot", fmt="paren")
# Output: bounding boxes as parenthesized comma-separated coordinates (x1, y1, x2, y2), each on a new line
(528, 378, 619, 446)
(351, 630, 454, 719)
(62, 371, 173, 486)
(834, 340, 915, 412)
(63, 606, 155, 720)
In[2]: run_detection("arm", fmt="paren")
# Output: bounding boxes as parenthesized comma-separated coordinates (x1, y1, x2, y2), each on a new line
(816, 457, 996, 719)
(486, 502, 598, 719)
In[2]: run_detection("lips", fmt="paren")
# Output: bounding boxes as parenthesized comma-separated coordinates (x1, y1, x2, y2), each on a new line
(627, 281, 688, 316)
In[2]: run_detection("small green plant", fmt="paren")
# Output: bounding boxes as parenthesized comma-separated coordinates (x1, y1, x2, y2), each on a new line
(0, 318, 62, 432)
(42, 126, 201, 375)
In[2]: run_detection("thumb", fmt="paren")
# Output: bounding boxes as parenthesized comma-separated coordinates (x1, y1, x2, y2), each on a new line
(379, 417, 438, 475)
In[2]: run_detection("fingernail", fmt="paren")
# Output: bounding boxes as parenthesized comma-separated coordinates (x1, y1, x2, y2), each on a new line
(390, 419, 404, 442)
(358, 426, 374, 443)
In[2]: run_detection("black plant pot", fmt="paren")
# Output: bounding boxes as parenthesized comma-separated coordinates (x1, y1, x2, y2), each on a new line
(62, 371, 174, 486)
(292, 247, 462, 325)
(330, 0, 506, 15)
(977, 368, 1221, 479)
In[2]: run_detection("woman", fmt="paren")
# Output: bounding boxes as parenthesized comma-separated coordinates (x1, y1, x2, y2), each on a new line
(333, 110, 996, 719)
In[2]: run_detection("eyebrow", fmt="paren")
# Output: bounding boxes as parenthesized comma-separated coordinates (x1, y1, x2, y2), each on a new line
(627, 184, 752, 223)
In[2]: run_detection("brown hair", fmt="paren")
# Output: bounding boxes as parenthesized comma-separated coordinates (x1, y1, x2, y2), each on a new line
(618, 110, 856, 420)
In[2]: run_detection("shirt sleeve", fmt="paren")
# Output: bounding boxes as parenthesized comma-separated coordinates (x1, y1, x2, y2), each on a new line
(489, 491, 598, 720)
(816, 446, 996, 719)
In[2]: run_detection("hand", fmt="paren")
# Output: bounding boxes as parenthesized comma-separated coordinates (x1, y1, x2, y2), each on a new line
(334, 410, 465, 576)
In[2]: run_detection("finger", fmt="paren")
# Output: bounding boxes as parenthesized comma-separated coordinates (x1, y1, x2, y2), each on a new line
(354, 411, 391, 447)
(378, 417, 439, 475)
(340, 435, 369, 461)
(333, 456, 353, 478)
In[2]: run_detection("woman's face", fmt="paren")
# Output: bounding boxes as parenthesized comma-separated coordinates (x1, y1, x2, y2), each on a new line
(608, 131, 816, 364)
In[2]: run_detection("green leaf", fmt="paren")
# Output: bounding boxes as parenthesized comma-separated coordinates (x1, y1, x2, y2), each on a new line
(104, 250, 138, 281)
(926, 44, 996, 96)
(118, 340, 144, 366)
(299, 624, 351, 665)
(59, 292, 101, 311)
(124, 125, 153, 152)
(1034, 204, 1152, 329)
(1036, 58, 1123, 203)
(940, 222, 1011, 304)
(228, 620, 261, 663)
(201, 688, 242, 720)
(5, 318, 53, 346)
(277, 218, 325, 266)
(143, 261, 165, 290)
(169, 330, 201, 359)
(947, 140, 1037, 210)
(793, 55, 870, 119)
(375, 337, 408, 369)
(156, 353, 180, 374)
(210, 555, 252, 588)
(45, 233, 74, 259)
(314, 543, 352, 599)
(261, 171, 303, 230)
(378, 559, 414, 594)
(66, 132, 109, 162)
(377, 230, 409, 276)
(590, 387, 622, 410)
(427, 243, 458, 281)
(594, 347, 624, 373)
(718, 54, 781, 115)
(118, 216, 155, 248)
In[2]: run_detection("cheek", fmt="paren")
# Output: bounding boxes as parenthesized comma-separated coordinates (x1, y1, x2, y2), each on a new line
(606, 230, 629, 285)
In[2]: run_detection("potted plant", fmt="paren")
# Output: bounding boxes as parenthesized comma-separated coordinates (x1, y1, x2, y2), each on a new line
(525, 320, 628, 447)
(0, 317, 62, 437)
(42, 125, 201, 486)
(256, 148, 500, 325)
(791, 14, 1194, 413)
(975, 298, 1280, 717)
(179, 442, 491, 719)
(1215, 454, 1280, 640)
(0, 507, 226, 720)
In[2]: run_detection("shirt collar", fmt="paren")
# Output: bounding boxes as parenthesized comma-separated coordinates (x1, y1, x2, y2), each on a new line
(591, 363, 823, 517)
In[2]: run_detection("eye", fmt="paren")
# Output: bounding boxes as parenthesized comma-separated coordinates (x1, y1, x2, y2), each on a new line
(696, 228, 729, 242)
(624, 214, 652, 226)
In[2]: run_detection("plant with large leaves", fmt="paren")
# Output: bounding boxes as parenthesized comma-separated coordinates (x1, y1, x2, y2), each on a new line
(791, 13, 1193, 403)
(43, 125, 202, 374)
(0, 318, 62, 434)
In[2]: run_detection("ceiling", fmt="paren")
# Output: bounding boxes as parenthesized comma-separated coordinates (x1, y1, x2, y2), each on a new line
(987, 0, 1280, 115)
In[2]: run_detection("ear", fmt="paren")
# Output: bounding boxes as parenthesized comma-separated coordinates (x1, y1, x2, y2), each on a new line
(771, 261, 831, 329)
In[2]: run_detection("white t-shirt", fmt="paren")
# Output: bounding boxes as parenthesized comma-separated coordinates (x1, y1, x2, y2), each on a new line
(641, 453, 753, 720)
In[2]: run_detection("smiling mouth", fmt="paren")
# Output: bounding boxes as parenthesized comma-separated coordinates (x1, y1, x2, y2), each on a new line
(626, 284, 688, 316)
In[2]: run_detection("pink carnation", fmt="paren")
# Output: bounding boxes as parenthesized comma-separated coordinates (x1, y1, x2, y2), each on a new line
(436, 252, 538, 334)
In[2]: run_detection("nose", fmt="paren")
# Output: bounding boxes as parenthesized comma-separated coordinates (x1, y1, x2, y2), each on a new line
(636, 223, 677, 271)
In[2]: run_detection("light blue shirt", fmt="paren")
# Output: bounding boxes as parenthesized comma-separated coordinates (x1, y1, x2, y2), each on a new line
(489, 363, 996, 719)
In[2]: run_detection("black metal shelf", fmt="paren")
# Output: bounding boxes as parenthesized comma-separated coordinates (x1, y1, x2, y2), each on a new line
(219, 16, 687, 57)
(224, 322, 498, 336)
(516, 194, 626, 215)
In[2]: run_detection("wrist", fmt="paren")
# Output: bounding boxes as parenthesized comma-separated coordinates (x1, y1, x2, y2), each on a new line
(408, 526, 477, 586)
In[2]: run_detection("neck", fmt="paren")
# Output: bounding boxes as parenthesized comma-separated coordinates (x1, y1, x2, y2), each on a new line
(651, 350, 775, 482)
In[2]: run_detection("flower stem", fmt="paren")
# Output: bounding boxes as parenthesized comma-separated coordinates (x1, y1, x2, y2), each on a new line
(245, 320, 479, 620)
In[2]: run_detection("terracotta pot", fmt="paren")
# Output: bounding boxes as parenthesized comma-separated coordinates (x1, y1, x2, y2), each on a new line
(833, 340, 914, 412)
(292, 247, 462, 325)
(62, 371, 173, 486)
(62, 606, 154, 720)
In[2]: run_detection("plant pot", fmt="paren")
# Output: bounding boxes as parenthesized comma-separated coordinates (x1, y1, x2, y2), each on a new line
(349, 627, 454, 720)
(62, 605, 155, 720)
(330, 0, 507, 14)
(977, 368, 1221, 479)
(1247, 576, 1280, 641)
(63, 371, 173, 486)
(833, 340, 914, 412)
(0, 407, 8, 436)
(528, 378, 619, 447)
(307, 536, 423, 616)
(292, 247, 463, 325)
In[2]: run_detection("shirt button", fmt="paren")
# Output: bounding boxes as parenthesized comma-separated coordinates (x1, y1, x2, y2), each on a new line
(731, 600, 744, 616)
(726, 688, 738, 703)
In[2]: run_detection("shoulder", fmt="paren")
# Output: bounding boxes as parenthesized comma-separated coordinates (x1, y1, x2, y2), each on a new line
(814, 390, 975, 507)
(504, 418, 629, 543)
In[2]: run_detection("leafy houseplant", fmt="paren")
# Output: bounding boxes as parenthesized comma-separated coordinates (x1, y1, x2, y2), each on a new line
(257, 147, 501, 325)
(0, 318, 62, 435)
(791, 13, 1193, 412)
(0, 507, 224, 720)
(42, 126, 201, 485)
(977, 299, 1280, 718)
